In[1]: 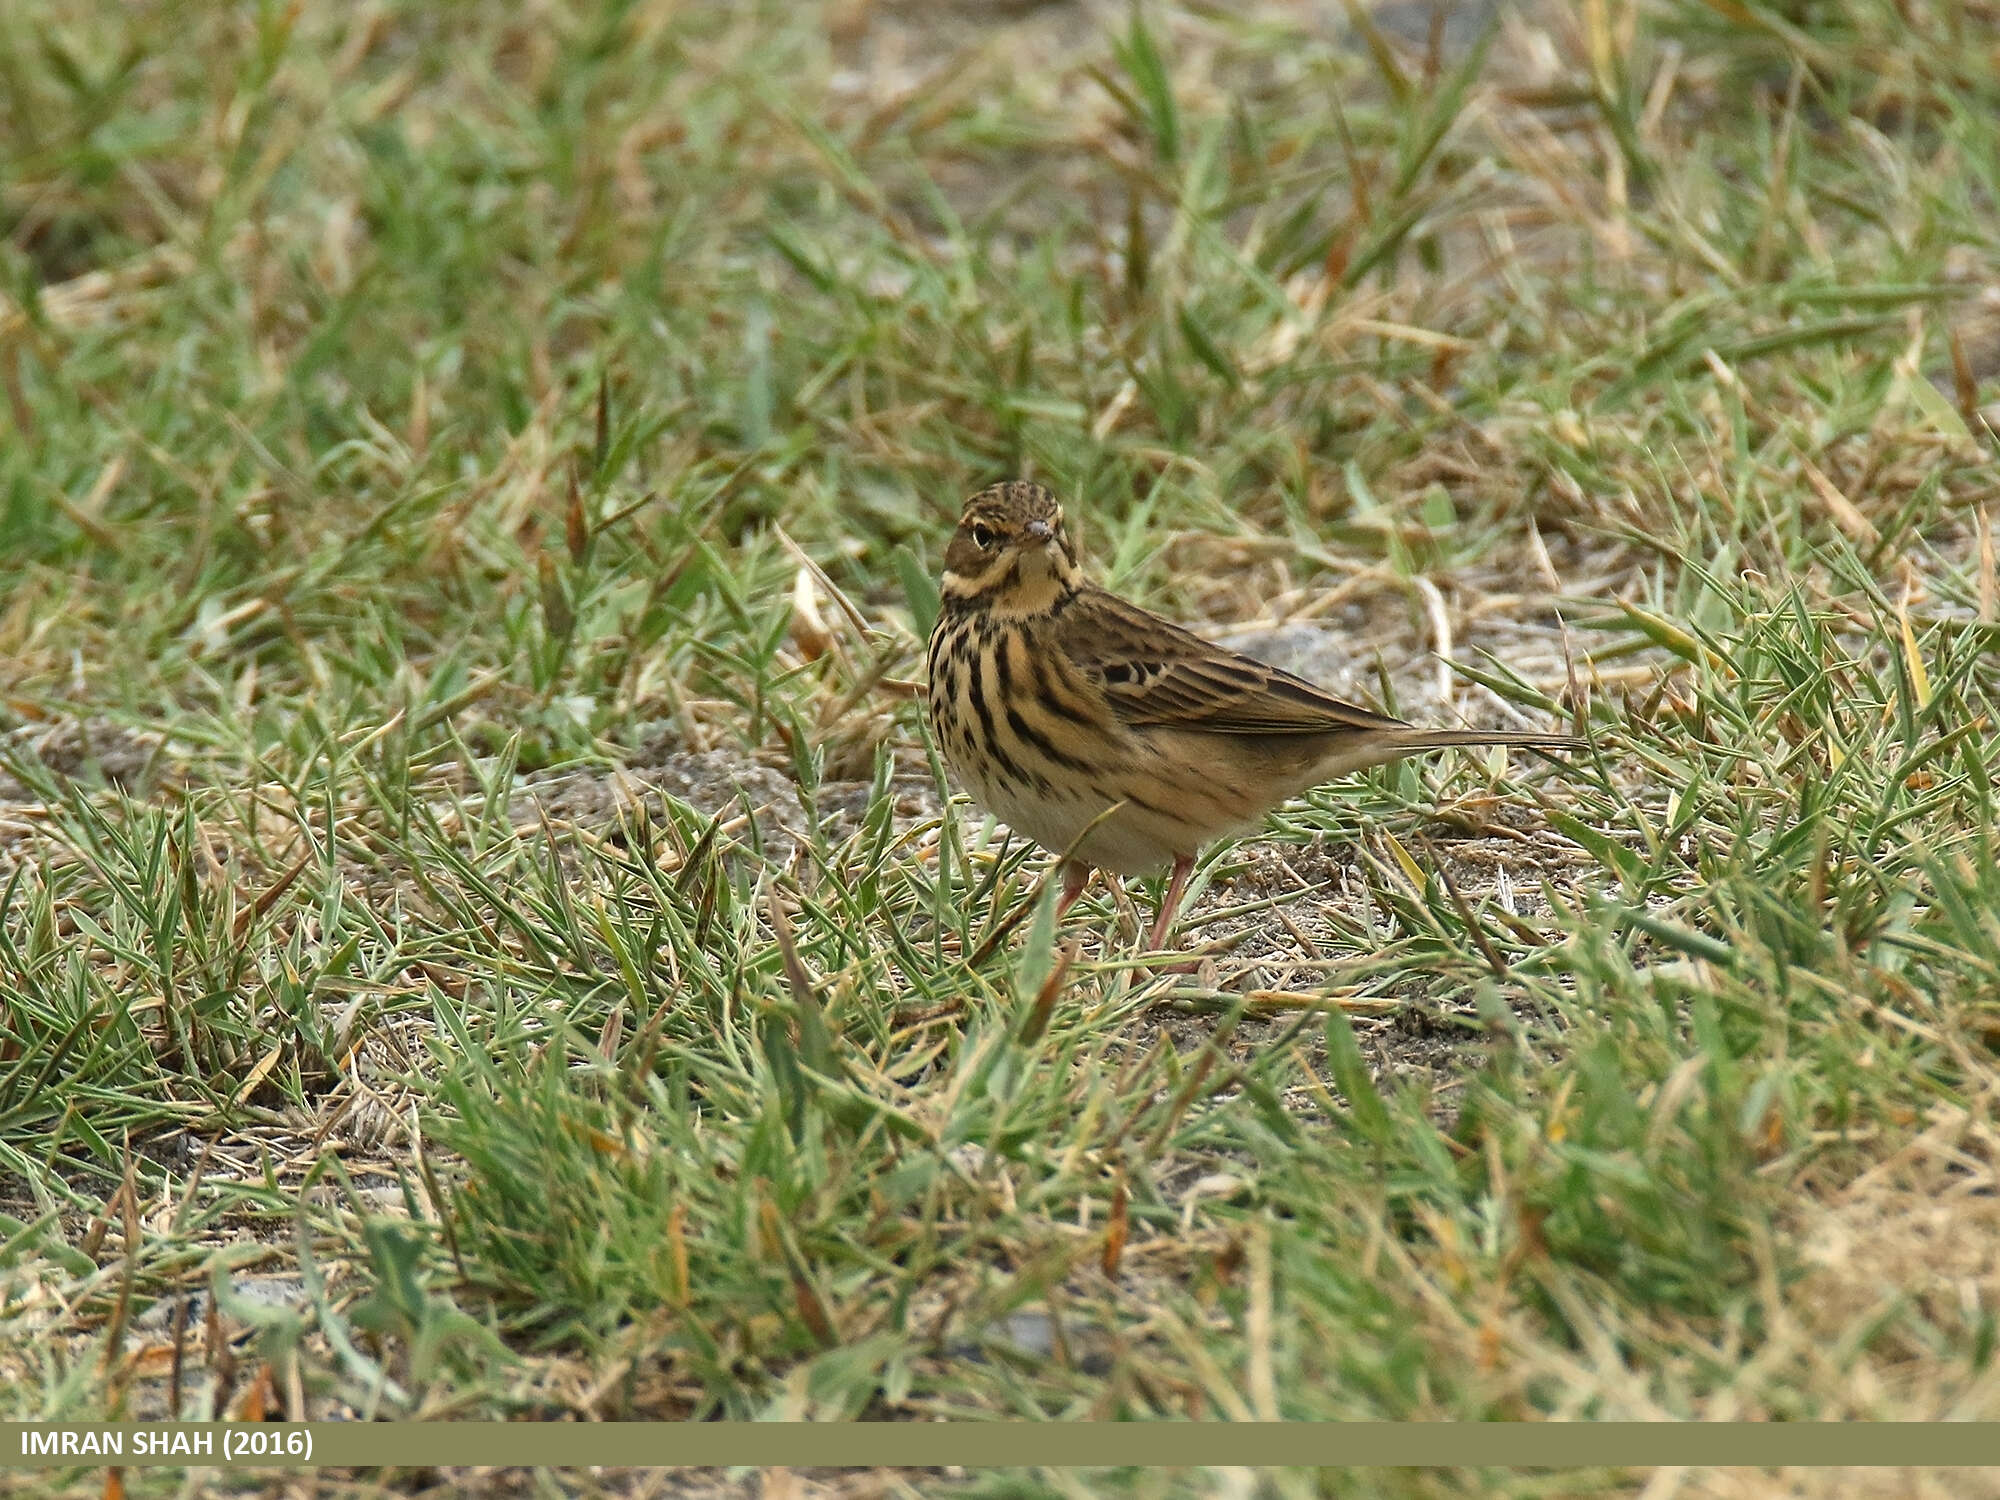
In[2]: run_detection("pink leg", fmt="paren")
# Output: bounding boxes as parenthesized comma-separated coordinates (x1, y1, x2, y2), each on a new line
(1147, 854, 1196, 950)
(1055, 859, 1093, 918)
(971, 860, 1095, 968)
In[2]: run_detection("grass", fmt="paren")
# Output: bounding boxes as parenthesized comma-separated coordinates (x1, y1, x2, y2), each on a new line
(2, 0, 2000, 1492)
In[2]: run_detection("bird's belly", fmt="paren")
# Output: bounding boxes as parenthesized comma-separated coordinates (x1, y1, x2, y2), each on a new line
(951, 760, 1180, 875)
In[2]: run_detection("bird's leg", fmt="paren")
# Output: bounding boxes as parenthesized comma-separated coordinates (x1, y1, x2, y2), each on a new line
(971, 861, 1094, 968)
(1056, 859, 1094, 918)
(1146, 854, 1196, 951)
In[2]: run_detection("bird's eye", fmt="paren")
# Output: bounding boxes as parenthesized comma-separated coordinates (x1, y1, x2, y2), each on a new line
(969, 523, 996, 549)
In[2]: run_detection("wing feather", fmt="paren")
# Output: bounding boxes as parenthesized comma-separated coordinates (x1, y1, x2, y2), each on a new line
(1056, 589, 1411, 737)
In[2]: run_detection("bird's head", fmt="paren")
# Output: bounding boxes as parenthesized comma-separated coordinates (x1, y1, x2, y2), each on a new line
(940, 481, 1085, 615)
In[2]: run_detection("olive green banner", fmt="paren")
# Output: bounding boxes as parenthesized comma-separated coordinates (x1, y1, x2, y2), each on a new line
(3, 1423, 1999, 1469)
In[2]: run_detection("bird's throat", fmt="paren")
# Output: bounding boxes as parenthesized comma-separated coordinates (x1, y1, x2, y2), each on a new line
(991, 552, 1075, 617)
(943, 547, 1079, 618)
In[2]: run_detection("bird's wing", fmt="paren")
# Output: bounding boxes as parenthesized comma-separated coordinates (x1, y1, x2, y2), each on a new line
(1055, 588, 1410, 737)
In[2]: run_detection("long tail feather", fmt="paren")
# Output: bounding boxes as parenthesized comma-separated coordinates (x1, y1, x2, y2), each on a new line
(1312, 725, 1581, 779)
(1390, 728, 1582, 752)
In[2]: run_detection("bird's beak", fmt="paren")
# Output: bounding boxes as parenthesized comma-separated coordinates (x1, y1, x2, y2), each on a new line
(1024, 519, 1054, 544)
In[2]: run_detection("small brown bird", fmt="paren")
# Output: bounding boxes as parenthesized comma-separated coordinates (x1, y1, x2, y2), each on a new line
(925, 480, 1580, 950)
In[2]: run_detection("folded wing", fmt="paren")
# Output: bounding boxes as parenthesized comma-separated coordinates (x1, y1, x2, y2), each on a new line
(1058, 589, 1413, 737)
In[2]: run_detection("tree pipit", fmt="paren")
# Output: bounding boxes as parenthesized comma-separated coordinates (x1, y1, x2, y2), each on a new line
(925, 481, 1580, 954)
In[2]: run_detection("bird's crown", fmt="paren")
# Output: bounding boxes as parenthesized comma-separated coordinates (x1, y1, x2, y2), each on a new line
(957, 481, 1065, 540)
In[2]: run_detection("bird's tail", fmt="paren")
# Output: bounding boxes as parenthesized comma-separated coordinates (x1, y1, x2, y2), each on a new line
(1388, 728, 1582, 753)
(1311, 725, 1581, 779)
